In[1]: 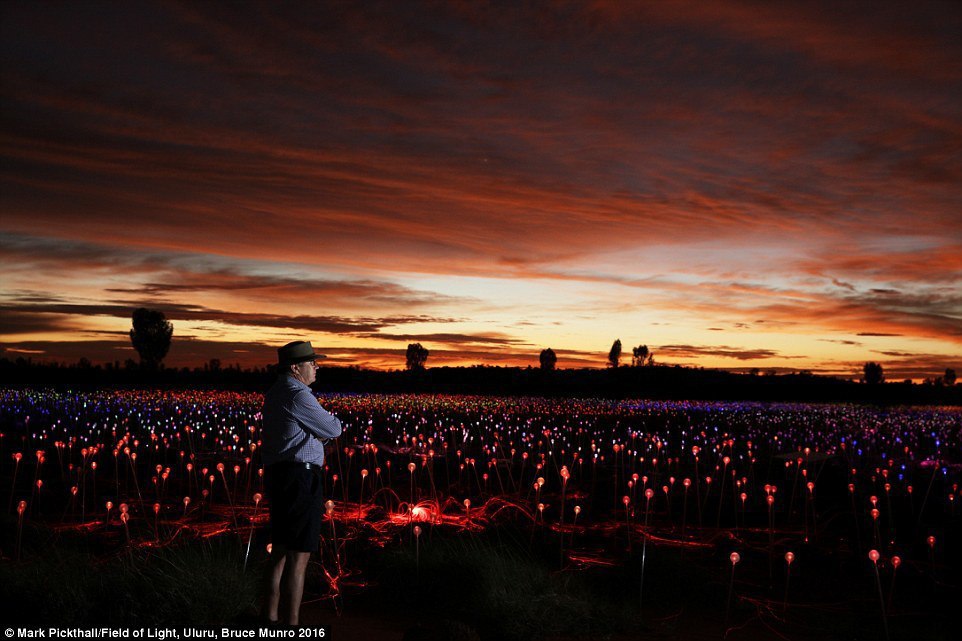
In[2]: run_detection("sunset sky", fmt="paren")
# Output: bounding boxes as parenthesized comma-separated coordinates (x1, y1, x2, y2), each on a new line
(1, 1, 960, 380)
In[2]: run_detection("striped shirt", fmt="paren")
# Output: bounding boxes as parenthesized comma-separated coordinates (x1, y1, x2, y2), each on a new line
(261, 375, 342, 467)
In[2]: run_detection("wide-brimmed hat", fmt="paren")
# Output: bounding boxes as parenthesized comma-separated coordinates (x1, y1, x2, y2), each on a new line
(277, 340, 327, 366)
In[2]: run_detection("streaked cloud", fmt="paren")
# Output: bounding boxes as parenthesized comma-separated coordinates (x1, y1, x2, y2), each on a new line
(0, 1, 959, 379)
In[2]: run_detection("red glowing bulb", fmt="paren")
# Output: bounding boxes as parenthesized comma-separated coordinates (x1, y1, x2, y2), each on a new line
(927, 535, 936, 548)
(623, 495, 630, 506)
(730, 552, 740, 565)
(18, 500, 27, 515)
(785, 551, 795, 565)
(891, 556, 901, 569)
(868, 549, 880, 563)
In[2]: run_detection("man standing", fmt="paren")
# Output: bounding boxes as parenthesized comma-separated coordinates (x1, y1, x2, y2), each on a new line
(261, 340, 342, 626)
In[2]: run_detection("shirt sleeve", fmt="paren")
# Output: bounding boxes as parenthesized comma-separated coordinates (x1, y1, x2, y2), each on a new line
(291, 388, 343, 440)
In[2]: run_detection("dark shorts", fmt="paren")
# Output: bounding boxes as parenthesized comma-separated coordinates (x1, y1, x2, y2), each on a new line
(265, 462, 324, 553)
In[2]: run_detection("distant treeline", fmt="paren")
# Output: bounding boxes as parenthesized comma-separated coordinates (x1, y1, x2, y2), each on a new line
(1, 357, 960, 405)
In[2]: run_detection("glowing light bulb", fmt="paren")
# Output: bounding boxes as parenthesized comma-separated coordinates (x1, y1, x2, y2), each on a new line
(868, 549, 880, 563)
(785, 551, 794, 565)
(730, 552, 740, 565)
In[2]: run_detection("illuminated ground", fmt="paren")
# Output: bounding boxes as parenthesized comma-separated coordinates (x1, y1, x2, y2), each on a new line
(1, 390, 958, 639)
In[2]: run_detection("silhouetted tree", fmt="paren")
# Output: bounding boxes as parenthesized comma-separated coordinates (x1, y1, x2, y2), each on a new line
(608, 339, 622, 368)
(863, 361, 884, 385)
(539, 348, 557, 371)
(406, 343, 429, 370)
(632, 345, 652, 367)
(129, 308, 173, 370)
(945, 368, 957, 386)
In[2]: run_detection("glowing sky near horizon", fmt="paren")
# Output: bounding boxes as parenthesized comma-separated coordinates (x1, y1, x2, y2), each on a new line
(1, 1, 960, 380)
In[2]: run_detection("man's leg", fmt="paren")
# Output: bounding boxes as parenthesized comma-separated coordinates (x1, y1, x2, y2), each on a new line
(282, 550, 312, 625)
(265, 545, 287, 622)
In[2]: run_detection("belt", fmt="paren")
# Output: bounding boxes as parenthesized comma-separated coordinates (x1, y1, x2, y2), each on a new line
(270, 461, 322, 474)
